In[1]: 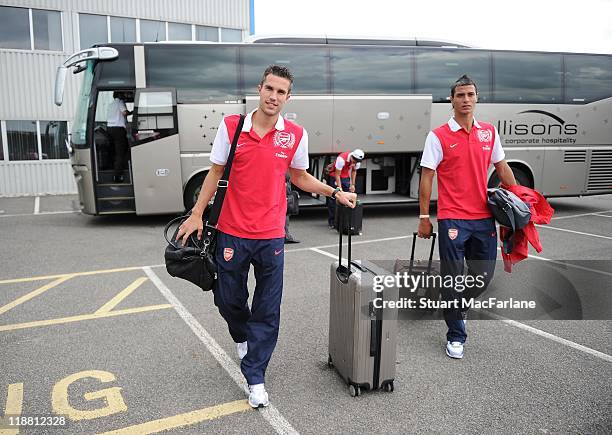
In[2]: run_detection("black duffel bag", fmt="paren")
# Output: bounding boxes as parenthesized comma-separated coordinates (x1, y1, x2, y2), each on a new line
(162, 114, 245, 291)
(164, 215, 217, 291)
(487, 187, 531, 253)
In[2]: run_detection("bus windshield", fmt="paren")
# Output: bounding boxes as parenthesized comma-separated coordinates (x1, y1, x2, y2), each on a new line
(72, 60, 94, 148)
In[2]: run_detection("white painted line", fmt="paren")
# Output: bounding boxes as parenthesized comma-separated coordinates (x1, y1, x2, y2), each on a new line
(143, 267, 299, 435)
(551, 209, 612, 220)
(34, 196, 40, 214)
(592, 213, 612, 218)
(483, 310, 612, 363)
(525, 253, 612, 278)
(286, 235, 411, 254)
(0, 210, 4, 214)
(0, 210, 78, 219)
(536, 224, 612, 241)
(309, 247, 338, 260)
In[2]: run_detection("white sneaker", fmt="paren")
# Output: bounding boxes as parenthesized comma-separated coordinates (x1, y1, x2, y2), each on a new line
(248, 383, 269, 408)
(237, 341, 248, 360)
(446, 341, 464, 359)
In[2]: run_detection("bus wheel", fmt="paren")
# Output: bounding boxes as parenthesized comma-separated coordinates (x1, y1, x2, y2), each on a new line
(488, 167, 531, 188)
(183, 173, 205, 211)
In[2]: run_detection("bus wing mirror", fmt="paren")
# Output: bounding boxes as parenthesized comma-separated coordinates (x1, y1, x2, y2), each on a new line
(54, 66, 67, 106)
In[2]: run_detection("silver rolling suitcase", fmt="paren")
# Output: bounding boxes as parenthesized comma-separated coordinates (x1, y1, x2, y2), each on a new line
(328, 206, 398, 396)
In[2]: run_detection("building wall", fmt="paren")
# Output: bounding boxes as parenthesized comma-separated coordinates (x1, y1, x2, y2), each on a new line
(0, 0, 250, 196)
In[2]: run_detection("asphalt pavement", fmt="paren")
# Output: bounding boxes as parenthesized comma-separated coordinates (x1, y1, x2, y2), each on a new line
(0, 194, 611, 434)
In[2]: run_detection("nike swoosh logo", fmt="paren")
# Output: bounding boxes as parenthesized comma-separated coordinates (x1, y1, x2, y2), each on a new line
(274, 249, 283, 255)
(450, 143, 458, 148)
(237, 143, 246, 148)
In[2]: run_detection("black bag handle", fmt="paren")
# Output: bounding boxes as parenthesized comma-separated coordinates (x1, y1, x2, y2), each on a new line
(207, 114, 245, 227)
(409, 231, 437, 275)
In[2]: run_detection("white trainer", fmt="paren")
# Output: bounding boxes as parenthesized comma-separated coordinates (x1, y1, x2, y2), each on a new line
(248, 383, 269, 408)
(446, 341, 464, 359)
(237, 341, 248, 360)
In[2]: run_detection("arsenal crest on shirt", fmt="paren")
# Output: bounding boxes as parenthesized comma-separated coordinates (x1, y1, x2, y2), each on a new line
(448, 228, 458, 240)
(477, 129, 492, 143)
(223, 248, 234, 261)
(273, 131, 296, 149)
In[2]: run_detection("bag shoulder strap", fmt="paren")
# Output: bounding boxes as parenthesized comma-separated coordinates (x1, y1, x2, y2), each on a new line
(207, 114, 245, 226)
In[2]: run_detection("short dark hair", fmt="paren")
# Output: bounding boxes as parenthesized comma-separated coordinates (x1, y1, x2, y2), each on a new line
(260, 65, 294, 91)
(451, 74, 478, 97)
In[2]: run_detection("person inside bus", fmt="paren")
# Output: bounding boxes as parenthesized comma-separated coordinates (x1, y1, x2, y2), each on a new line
(106, 91, 132, 183)
(326, 148, 364, 228)
(417, 74, 517, 360)
(175, 65, 356, 408)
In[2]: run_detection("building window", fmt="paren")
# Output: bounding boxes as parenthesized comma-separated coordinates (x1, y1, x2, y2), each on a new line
(6, 120, 39, 161)
(0, 6, 30, 50)
(79, 14, 108, 49)
(168, 22, 192, 41)
(196, 25, 218, 42)
(220, 28, 242, 42)
(140, 19, 166, 42)
(110, 16, 136, 43)
(40, 121, 68, 159)
(32, 9, 62, 50)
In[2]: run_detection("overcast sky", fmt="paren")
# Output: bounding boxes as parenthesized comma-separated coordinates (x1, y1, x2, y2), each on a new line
(254, 0, 612, 54)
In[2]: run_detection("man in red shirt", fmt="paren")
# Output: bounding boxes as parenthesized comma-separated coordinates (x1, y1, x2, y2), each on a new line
(326, 148, 364, 227)
(177, 65, 356, 407)
(417, 75, 517, 359)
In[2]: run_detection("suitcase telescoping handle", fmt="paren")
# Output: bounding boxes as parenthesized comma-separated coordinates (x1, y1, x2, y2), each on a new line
(410, 231, 437, 275)
(336, 204, 354, 284)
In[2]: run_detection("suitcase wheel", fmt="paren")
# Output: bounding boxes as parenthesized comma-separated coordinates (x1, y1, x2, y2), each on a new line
(383, 381, 394, 393)
(349, 384, 361, 397)
(327, 355, 334, 369)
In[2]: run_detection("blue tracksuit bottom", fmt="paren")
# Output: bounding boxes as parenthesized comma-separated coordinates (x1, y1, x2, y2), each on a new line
(438, 218, 497, 344)
(213, 231, 285, 385)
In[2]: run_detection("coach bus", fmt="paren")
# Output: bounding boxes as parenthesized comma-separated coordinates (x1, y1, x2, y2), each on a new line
(54, 38, 612, 215)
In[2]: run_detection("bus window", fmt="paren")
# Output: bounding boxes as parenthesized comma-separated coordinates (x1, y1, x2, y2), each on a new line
(331, 47, 412, 94)
(241, 46, 329, 94)
(565, 54, 612, 104)
(145, 45, 239, 103)
(415, 48, 491, 102)
(493, 52, 562, 103)
(96, 45, 135, 87)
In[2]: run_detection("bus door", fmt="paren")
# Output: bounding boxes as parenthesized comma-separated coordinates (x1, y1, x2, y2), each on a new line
(131, 88, 184, 215)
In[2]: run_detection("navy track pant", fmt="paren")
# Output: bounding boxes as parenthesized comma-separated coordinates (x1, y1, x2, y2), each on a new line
(438, 218, 497, 343)
(213, 231, 285, 385)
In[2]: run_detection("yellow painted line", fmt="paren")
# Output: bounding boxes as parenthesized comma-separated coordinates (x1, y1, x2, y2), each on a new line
(0, 266, 149, 285)
(98, 399, 252, 435)
(96, 277, 149, 314)
(0, 275, 74, 316)
(0, 304, 172, 333)
(0, 383, 23, 435)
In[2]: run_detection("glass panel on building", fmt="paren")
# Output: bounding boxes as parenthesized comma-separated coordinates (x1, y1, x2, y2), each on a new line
(168, 22, 191, 41)
(79, 14, 108, 49)
(32, 9, 62, 51)
(110, 16, 136, 43)
(196, 25, 218, 42)
(220, 28, 242, 42)
(7, 120, 39, 161)
(332, 47, 412, 94)
(565, 54, 612, 103)
(242, 46, 329, 94)
(146, 46, 239, 103)
(0, 124, 4, 160)
(140, 19, 166, 42)
(40, 121, 68, 159)
(493, 52, 562, 103)
(416, 49, 491, 102)
(0, 6, 30, 50)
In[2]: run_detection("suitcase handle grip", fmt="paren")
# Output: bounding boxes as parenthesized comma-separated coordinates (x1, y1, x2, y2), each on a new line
(336, 204, 354, 284)
(410, 231, 437, 275)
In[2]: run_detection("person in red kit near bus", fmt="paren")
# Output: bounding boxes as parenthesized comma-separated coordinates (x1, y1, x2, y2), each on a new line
(326, 148, 364, 228)
(417, 74, 517, 359)
(176, 65, 357, 408)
